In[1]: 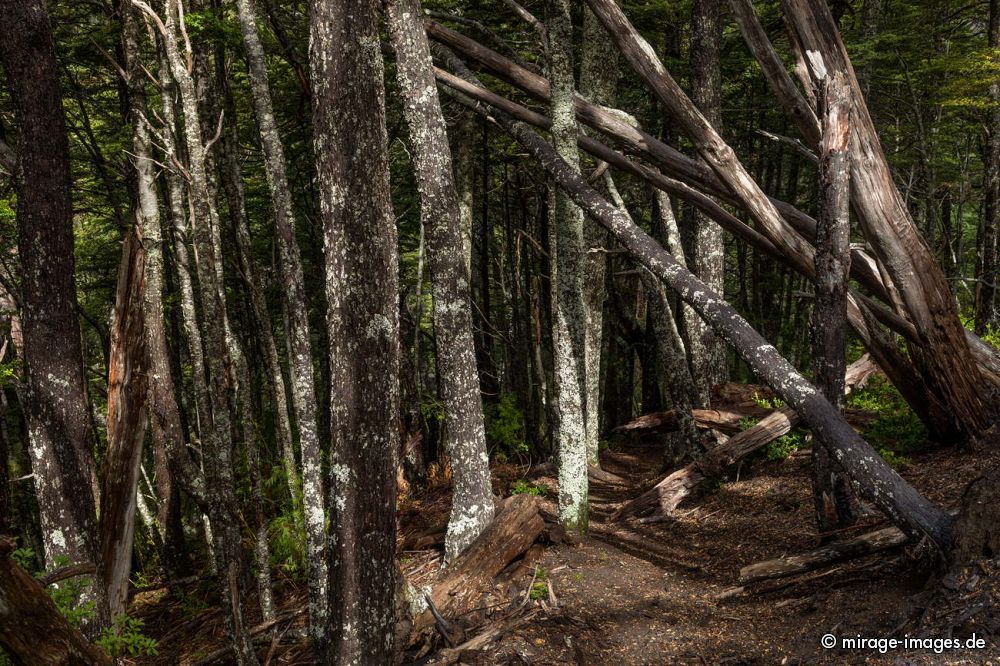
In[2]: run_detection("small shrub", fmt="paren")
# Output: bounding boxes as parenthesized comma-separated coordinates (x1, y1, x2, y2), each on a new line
(96, 615, 158, 658)
(510, 479, 546, 496)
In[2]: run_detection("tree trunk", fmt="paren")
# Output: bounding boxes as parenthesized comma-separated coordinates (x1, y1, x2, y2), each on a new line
(97, 228, 148, 619)
(441, 62, 953, 546)
(387, 0, 495, 564)
(579, 7, 617, 467)
(310, 0, 402, 660)
(978, 0, 1000, 335)
(781, 0, 998, 440)
(687, 0, 728, 400)
(232, 0, 328, 638)
(547, 0, 590, 534)
(122, 3, 200, 580)
(0, 539, 111, 665)
(139, 0, 256, 660)
(811, 72, 856, 534)
(0, 0, 100, 574)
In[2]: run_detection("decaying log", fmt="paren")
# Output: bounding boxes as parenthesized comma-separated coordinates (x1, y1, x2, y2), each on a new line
(411, 494, 546, 636)
(430, 608, 541, 664)
(0, 538, 112, 665)
(526, 461, 627, 486)
(613, 407, 771, 436)
(738, 526, 907, 585)
(613, 356, 876, 521)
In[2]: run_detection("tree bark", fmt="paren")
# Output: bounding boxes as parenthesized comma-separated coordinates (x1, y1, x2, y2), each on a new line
(387, 0, 495, 564)
(780, 0, 998, 440)
(136, 1, 256, 660)
(977, 0, 1000, 335)
(0, 0, 100, 574)
(687, 0, 728, 400)
(310, 0, 402, 660)
(0, 539, 111, 665)
(97, 228, 148, 619)
(232, 0, 328, 636)
(122, 3, 198, 583)
(579, 7, 617, 467)
(811, 72, 856, 534)
(444, 71, 953, 547)
(547, 0, 590, 534)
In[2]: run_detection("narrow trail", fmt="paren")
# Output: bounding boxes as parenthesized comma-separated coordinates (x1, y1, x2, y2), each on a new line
(484, 441, 996, 665)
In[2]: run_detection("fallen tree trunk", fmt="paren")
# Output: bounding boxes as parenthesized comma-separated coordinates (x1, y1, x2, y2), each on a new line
(440, 54, 953, 547)
(0, 538, 112, 665)
(426, 18, 1000, 424)
(779, 0, 998, 440)
(738, 526, 907, 585)
(613, 355, 877, 521)
(428, 47, 953, 432)
(411, 494, 546, 637)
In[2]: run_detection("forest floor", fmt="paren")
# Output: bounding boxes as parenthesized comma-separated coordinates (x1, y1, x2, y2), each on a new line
(129, 422, 1000, 664)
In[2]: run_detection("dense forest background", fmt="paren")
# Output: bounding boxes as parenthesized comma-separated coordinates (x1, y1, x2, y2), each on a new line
(1, 0, 1000, 662)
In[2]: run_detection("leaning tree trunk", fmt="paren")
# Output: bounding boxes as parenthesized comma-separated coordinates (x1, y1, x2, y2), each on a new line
(0, 538, 112, 666)
(810, 72, 856, 534)
(686, 0, 728, 401)
(387, 0, 495, 563)
(438, 55, 953, 547)
(0, 0, 100, 575)
(780, 0, 998, 440)
(122, 3, 202, 580)
(310, 0, 402, 661)
(547, 0, 590, 534)
(232, 0, 328, 636)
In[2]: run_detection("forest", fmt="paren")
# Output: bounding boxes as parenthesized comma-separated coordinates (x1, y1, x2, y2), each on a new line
(1, 0, 999, 662)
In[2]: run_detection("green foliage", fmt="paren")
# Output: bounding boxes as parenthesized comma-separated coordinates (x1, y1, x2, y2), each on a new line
(44, 556, 96, 628)
(528, 567, 549, 599)
(739, 416, 809, 462)
(96, 615, 158, 658)
(510, 479, 546, 496)
(764, 429, 810, 462)
(11, 546, 35, 571)
(268, 507, 306, 577)
(485, 394, 528, 461)
(848, 375, 928, 459)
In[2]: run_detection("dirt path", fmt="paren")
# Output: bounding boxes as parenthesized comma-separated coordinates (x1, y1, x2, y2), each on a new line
(132, 440, 1000, 664)
(468, 442, 998, 665)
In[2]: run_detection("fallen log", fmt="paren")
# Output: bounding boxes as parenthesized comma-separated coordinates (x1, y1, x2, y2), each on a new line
(411, 494, 546, 637)
(0, 537, 112, 665)
(613, 355, 876, 521)
(738, 526, 907, 585)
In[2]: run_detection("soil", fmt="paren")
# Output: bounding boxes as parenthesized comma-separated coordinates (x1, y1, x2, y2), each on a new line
(129, 434, 1000, 665)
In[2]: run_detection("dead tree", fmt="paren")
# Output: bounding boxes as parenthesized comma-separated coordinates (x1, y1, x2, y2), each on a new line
(811, 72, 856, 532)
(311, 0, 402, 660)
(97, 229, 148, 619)
(614, 355, 876, 521)
(438, 52, 953, 547)
(779, 0, 998, 440)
